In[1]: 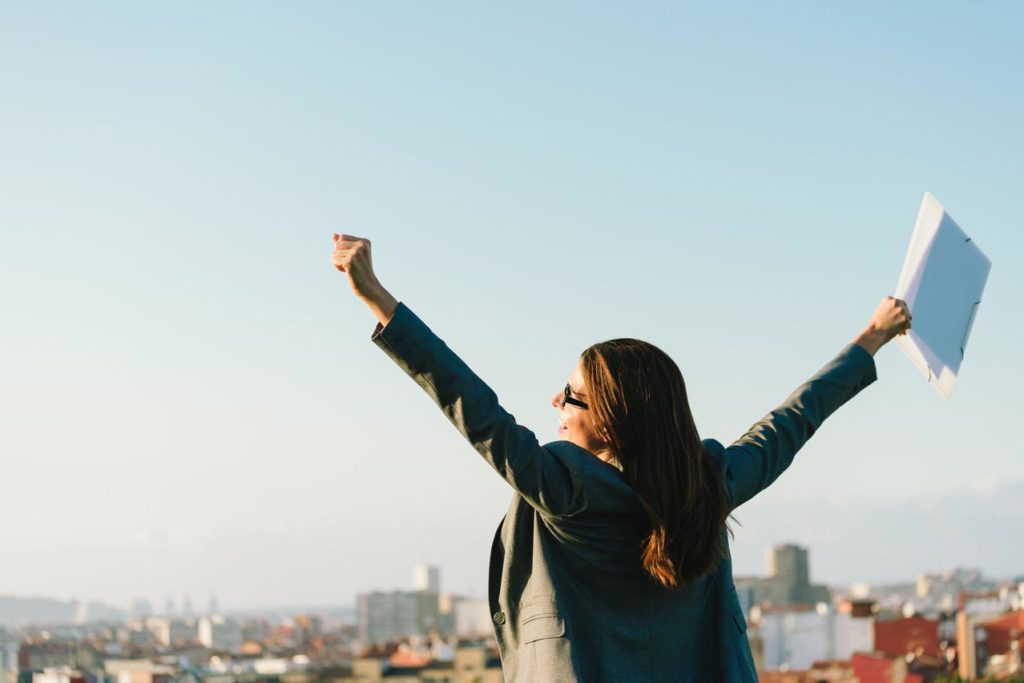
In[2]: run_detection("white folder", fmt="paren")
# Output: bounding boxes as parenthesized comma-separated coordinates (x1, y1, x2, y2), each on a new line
(894, 193, 991, 398)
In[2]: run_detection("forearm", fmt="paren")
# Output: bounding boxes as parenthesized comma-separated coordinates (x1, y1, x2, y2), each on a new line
(852, 326, 889, 357)
(360, 284, 399, 327)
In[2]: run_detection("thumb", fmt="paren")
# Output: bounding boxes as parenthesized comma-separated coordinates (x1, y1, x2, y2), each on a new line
(332, 233, 341, 243)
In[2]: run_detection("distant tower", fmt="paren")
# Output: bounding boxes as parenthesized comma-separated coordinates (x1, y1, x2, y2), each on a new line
(209, 592, 219, 616)
(413, 564, 441, 593)
(768, 544, 810, 587)
(183, 597, 193, 617)
(765, 544, 829, 605)
(165, 596, 176, 617)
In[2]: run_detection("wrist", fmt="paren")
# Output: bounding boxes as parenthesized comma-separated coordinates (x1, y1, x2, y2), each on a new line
(360, 283, 398, 326)
(356, 278, 385, 303)
(852, 326, 889, 357)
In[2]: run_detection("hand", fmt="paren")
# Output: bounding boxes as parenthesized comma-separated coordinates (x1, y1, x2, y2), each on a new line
(332, 233, 382, 300)
(331, 233, 399, 326)
(867, 295, 912, 340)
(853, 296, 912, 356)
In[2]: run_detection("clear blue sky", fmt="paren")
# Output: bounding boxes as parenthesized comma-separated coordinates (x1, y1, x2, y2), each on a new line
(1, 2, 1021, 609)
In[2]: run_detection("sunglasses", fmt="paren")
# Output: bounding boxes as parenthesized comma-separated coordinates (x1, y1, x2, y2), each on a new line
(563, 383, 589, 410)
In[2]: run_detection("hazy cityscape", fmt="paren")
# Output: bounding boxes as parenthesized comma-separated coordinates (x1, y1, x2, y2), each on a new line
(3, 549, 1021, 683)
(4, 1, 1022, 682)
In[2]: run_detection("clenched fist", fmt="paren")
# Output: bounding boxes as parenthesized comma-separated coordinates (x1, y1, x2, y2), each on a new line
(867, 296, 912, 341)
(332, 233, 399, 326)
(332, 233, 381, 300)
(853, 296, 912, 356)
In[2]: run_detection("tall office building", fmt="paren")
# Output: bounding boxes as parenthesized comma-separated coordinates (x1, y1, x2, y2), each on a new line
(357, 590, 442, 645)
(769, 545, 811, 589)
(734, 543, 830, 612)
(413, 565, 441, 593)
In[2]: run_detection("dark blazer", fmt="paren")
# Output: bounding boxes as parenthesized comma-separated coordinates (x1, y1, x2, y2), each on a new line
(372, 303, 877, 682)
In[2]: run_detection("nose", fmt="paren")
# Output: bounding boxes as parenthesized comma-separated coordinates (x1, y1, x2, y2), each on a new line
(551, 390, 563, 409)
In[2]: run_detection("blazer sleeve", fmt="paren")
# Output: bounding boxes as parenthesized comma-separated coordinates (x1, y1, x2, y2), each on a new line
(371, 302, 582, 518)
(723, 342, 877, 510)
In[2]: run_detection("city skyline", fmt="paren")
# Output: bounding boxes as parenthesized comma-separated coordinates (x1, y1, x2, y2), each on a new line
(3, 546, 1020, 619)
(4, 552, 1022, 680)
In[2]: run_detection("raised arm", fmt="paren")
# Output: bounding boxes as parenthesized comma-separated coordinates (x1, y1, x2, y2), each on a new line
(723, 296, 911, 509)
(331, 234, 582, 517)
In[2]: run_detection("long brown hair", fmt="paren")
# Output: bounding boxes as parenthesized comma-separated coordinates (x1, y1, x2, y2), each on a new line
(581, 338, 731, 589)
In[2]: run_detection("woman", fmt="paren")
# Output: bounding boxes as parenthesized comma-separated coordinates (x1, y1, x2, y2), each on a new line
(331, 233, 911, 682)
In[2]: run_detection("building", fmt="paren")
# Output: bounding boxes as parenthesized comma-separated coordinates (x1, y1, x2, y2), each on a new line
(412, 566, 441, 594)
(850, 650, 948, 683)
(0, 631, 18, 683)
(974, 609, 1024, 678)
(916, 568, 995, 609)
(980, 609, 1024, 658)
(735, 544, 831, 615)
(453, 600, 492, 637)
(766, 545, 832, 606)
(20, 668, 101, 683)
(760, 605, 830, 671)
(168, 619, 198, 646)
(353, 645, 502, 683)
(104, 659, 176, 683)
(197, 615, 242, 652)
(874, 616, 940, 658)
(833, 600, 875, 660)
(17, 641, 99, 672)
(955, 594, 1013, 679)
(851, 652, 909, 683)
(357, 591, 441, 645)
(758, 660, 857, 683)
(758, 601, 873, 671)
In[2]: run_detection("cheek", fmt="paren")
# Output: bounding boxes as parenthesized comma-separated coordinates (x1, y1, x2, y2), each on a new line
(578, 416, 600, 442)
(584, 416, 608, 445)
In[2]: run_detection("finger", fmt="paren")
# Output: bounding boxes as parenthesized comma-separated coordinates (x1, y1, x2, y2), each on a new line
(335, 245, 369, 263)
(332, 233, 341, 243)
(334, 239, 363, 252)
(333, 249, 364, 266)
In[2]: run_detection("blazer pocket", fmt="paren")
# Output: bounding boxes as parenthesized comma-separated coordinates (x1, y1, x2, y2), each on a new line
(519, 601, 566, 644)
(521, 613, 566, 644)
